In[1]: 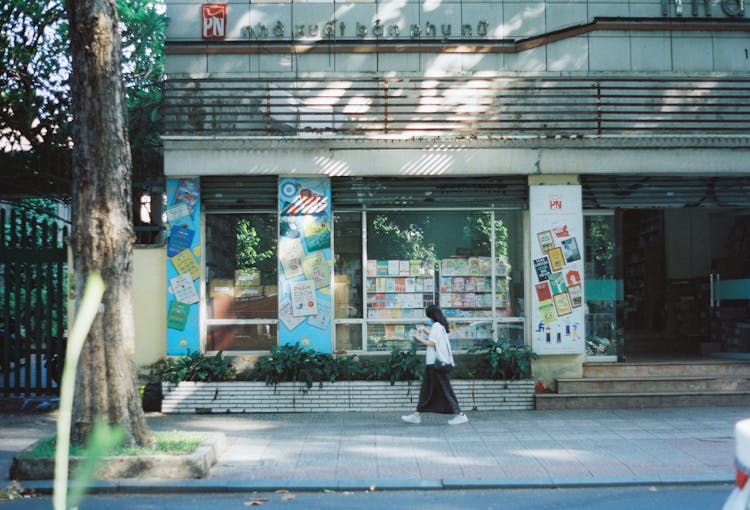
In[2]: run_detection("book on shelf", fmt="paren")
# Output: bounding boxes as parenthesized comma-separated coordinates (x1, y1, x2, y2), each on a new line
(405, 277, 415, 293)
(394, 278, 406, 293)
(468, 257, 481, 276)
(387, 260, 400, 276)
(398, 260, 410, 276)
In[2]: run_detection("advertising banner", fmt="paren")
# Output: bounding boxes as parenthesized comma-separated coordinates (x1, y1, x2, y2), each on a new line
(278, 177, 333, 353)
(166, 177, 201, 355)
(529, 185, 585, 355)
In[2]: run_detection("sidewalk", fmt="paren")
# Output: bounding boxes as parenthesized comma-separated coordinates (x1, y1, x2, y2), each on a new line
(2, 406, 747, 492)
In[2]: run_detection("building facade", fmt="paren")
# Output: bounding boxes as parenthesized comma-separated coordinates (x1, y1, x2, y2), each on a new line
(160, 0, 750, 384)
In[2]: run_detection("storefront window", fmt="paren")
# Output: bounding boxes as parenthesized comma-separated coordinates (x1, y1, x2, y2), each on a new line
(205, 213, 278, 351)
(333, 212, 364, 351)
(584, 212, 621, 358)
(364, 210, 524, 352)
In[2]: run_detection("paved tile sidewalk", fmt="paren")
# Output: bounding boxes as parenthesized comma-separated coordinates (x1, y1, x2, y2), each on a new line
(2, 406, 747, 490)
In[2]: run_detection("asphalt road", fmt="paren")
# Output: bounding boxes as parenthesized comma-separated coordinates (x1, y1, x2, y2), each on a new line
(0, 484, 734, 509)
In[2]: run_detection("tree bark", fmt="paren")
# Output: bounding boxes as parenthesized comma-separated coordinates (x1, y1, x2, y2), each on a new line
(65, 0, 152, 446)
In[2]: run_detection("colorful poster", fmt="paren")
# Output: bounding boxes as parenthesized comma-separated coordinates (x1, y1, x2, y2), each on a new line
(278, 177, 332, 352)
(568, 283, 583, 308)
(279, 237, 305, 279)
(307, 299, 331, 329)
(170, 272, 200, 304)
(170, 248, 200, 280)
(549, 272, 567, 295)
(530, 185, 585, 355)
(561, 237, 581, 263)
(547, 247, 565, 272)
(539, 300, 557, 323)
(302, 214, 331, 251)
(167, 301, 191, 331)
(167, 226, 195, 257)
(535, 282, 552, 302)
(291, 280, 318, 316)
(553, 292, 573, 316)
(174, 178, 199, 212)
(279, 296, 305, 330)
(533, 257, 552, 282)
(302, 251, 331, 289)
(537, 230, 555, 253)
(165, 177, 201, 355)
(165, 202, 193, 228)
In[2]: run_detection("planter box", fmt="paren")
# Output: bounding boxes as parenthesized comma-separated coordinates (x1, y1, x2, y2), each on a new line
(10, 434, 225, 481)
(161, 379, 535, 414)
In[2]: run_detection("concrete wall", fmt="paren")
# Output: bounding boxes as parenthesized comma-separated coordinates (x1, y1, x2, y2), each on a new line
(133, 247, 167, 368)
(532, 355, 583, 391)
(161, 379, 536, 413)
(165, 0, 750, 76)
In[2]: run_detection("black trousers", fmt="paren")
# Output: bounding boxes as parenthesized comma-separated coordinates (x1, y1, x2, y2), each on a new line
(416, 365, 462, 415)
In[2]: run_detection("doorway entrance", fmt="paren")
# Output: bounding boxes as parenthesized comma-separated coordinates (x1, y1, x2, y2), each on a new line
(619, 208, 750, 359)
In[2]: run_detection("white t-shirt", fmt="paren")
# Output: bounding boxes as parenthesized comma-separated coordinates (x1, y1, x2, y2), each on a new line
(425, 322, 454, 366)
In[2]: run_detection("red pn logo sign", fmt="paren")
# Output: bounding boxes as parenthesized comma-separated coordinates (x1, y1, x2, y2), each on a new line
(202, 4, 226, 39)
(548, 194, 563, 210)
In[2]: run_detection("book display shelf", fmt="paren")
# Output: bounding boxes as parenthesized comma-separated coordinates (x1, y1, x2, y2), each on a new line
(439, 257, 511, 350)
(365, 259, 435, 351)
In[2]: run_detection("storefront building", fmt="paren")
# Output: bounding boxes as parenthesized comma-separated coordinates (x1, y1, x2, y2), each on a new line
(160, 0, 750, 385)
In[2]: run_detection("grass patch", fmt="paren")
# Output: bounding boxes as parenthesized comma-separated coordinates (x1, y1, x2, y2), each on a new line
(20, 430, 205, 458)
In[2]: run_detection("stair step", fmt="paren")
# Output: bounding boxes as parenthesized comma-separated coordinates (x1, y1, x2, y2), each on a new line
(535, 390, 750, 410)
(557, 375, 750, 394)
(583, 361, 750, 378)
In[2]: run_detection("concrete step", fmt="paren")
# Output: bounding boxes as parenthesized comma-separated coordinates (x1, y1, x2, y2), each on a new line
(557, 375, 750, 394)
(582, 360, 750, 378)
(535, 390, 750, 410)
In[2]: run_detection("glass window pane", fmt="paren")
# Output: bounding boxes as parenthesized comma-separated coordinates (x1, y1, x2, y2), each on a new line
(365, 210, 523, 352)
(207, 324, 277, 351)
(335, 323, 363, 351)
(584, 214, 620, 357)
(206, 213, 278, 321)
(333, 212, 363, 319)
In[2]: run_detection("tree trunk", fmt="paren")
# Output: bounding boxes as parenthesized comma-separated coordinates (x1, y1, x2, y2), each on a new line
(66, 0, 152, 446)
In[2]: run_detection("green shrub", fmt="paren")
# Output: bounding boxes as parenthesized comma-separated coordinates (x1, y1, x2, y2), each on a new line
(468, 339, 538, 380)
(377, 345, 423, 386)
(159, 349, 237, 383)
(252, 343, 334, 390)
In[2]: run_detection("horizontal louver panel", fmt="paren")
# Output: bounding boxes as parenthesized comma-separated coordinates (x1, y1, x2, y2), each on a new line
(201, 176, 278, 210)
(332, 176, 528, 209)
(581, 176, 750, 208)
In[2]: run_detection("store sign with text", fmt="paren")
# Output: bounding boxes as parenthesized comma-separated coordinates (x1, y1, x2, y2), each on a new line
(199, 1, 744, 42)
(529, 185, 585, 356)
(202, 3, 226, 40)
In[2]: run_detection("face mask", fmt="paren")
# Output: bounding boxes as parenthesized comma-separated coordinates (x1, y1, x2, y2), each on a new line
(427, 318, 434, 326)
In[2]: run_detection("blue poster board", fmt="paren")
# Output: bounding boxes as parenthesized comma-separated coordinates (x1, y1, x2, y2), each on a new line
(165, 177, 201, 355)
(278, 177, 333, 353)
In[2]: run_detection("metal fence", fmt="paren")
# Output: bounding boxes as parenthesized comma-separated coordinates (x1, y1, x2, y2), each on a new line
(0, 208, 67, 396)
(163, 76, 750, 137)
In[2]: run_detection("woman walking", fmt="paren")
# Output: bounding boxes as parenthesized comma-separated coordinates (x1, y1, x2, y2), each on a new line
(401, 304, 468, 425)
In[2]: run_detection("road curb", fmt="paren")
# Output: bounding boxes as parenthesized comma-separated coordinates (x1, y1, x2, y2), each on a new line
(19, 473, 734, 494)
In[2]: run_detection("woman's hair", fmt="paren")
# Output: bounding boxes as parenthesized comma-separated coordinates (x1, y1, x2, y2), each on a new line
(425, 304, 450, 333)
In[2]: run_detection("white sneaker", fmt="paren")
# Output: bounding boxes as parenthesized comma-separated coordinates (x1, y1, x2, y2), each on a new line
(401, 413, 421, 424)
(448, 414, 468, 425)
